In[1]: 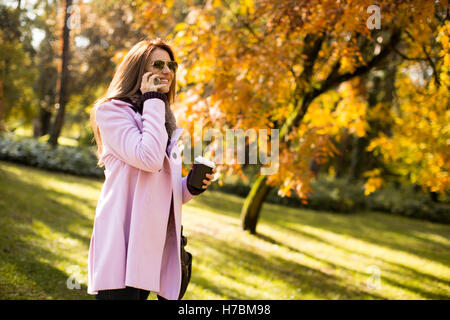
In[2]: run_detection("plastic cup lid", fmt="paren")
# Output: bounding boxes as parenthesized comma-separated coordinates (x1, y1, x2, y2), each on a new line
(194, 156, 215, 168)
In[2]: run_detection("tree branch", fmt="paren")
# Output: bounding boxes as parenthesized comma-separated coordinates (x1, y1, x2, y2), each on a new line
(300, 34, 325, 83)
(404, 29, 440, 87)
(282, 29, 402, 143)
(392, 46, 426, 61)
(421, 43, 440, 87)
(317, 29, 402, 96)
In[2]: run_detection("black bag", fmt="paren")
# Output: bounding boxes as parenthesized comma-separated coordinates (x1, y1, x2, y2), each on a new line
(157, 225, 192, 300)
(178, 225, 192, 300)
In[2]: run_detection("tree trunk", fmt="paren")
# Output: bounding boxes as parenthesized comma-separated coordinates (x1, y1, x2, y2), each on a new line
(240, 174, 272, 234)
(48, 0, 72, 146)
(335, 131, 350, 178)
(430, 191, 439, 203)
(33, 107, 52, 138)
(0, 79, 5, 133)
(39, 106, 52, 136)
(349, 135, 368, 181)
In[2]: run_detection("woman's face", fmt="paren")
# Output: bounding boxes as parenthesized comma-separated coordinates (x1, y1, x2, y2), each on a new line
(145, 48, 174, 94)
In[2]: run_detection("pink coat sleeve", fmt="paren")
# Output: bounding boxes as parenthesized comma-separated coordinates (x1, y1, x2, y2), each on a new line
(181, 175, 194, 204)
(95, 98, 168, 172)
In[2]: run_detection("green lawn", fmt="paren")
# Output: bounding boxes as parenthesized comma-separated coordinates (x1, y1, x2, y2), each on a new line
(0, 160, 449, 300)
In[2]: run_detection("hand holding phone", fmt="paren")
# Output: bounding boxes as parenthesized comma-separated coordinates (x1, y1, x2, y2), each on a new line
(140, 72, 165, 94)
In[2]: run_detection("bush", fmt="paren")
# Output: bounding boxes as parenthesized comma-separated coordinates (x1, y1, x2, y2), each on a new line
(77, 126, 95, 148)
(209, 173, 366, 213)
(0, 132, 104, 178)
(301, 175, 366, 213)
(366, 183, 450, 224)
(211, 170, 450, 224)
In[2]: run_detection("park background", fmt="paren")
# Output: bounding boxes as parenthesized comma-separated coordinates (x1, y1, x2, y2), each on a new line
(0, 0, 449, 299)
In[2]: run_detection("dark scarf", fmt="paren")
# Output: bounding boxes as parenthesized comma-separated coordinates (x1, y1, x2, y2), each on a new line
(121, 91, 177, 142)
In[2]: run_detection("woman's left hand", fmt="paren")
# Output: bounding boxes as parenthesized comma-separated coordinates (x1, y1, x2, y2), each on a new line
(191, 164, 217, 189)
(202, 167, 217, 189)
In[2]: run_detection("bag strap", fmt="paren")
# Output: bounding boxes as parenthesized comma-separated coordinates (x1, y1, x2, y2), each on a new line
(181, 225, 187, 247)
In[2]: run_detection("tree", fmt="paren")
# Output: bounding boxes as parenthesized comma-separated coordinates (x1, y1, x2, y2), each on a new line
(60, 0, 162, 145)
(0, 3, 38, 133)
(43, 0, 150, 145)
(48, 0, 72, 146)
(348, 58, 398, 182)
(168, 0, 445, 233)
(32, 0, 59, 138)
(366, 10, 449, 197)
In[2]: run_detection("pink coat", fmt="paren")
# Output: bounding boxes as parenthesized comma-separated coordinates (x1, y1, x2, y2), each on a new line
(87, 97, 195, 300)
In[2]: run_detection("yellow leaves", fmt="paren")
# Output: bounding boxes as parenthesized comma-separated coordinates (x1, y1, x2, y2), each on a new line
(332, 82, 368, 137)
(368, 55, 450, 194)
(211, 0, 222, 9)
(238, 0, 255, 15)
(363, 169, 384, 195)
(437, 21, 450, 86)
(111, 49, 128, 66)
(174, 22, 187, 32)
(328, 166, 336, 178)
(353, 119, 366, 137)
(292, 64, 303, 77)
(363, 177, 384, 196)
(165, 0, 174, 9)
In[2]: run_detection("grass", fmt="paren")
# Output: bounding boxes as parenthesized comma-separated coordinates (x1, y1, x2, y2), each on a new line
(10, 127, 80, 147)
(0, 159, 449, 300)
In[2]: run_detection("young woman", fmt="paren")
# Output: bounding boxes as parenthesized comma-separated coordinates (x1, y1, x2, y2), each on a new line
(88, 38, 216, 300)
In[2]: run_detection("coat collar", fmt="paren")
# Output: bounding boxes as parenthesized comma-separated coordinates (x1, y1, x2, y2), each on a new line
(171, 127, 184, 143)
(167, 127, 184, 155)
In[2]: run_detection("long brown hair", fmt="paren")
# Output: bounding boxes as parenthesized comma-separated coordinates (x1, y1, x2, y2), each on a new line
(90, 38, 177, 168)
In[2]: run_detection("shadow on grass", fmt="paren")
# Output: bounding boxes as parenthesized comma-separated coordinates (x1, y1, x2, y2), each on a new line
(0, 165, 95, 244)
(190, 190, 243, 218)
(196, 191, 449, 266)
(267, 206, 450, 267)
(254, 232, 449, 299)
(0, 165, 94, 299)
(191, 234, 385, 299)
(0, 159, 105, 187)
(191, 190, 450, 299)
(2, 163, 449, 300)
(0, 232, 91, 299)
(192, 271, 251, 300)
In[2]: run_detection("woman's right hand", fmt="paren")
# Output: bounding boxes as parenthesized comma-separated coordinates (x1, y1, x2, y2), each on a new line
(140, 72, 166, 94)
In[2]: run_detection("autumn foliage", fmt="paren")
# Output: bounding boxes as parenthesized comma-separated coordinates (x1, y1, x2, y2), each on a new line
(137, 0, 449, 201)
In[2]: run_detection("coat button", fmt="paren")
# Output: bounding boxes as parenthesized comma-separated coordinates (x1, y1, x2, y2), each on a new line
(172, 152, 177, 159)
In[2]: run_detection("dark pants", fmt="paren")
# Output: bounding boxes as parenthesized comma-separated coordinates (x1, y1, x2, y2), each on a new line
(95, 286, 168, 300)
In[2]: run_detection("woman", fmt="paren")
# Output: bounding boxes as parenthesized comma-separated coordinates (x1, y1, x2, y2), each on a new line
(88, 38, 216, 300)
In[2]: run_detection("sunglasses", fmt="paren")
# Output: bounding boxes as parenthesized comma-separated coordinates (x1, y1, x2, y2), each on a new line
(150, 60, 178, 72)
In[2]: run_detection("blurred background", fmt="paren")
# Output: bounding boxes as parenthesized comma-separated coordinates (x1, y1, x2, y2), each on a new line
(0, 0, 449, 300)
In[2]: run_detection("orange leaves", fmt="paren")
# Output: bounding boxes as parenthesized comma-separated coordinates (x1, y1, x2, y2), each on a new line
(363, 169, 384, 195)
(149, 0, 448, 198)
